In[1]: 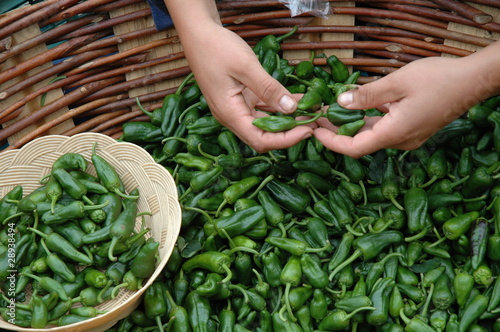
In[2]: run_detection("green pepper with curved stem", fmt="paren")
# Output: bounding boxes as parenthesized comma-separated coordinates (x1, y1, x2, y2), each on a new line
(111, 270, 141, 298)
(253, 26, 298, 57)
(328, 232, 354, 272)
(454, 269, 474, 309)
(40, 238, 75, 282)
(182, 251, 232, 282)
(404, 187, 428, 234)
(257, 190, 285, 227)
(165, 289, 191, 332)
(319, 306, 376, 330)
(144, 282, 167, 332)
(107, 193, 139, 261)
(310, 288, 328, 321)
(280, 255, 302, 322)
(214, 205, 265, 239)
(329, 231, 404, 281)
(52, 221, 86, 248)
(0, 186, 22, 225)
(159, 74, 192, 137)
(27, 227, 93, 265)
(51, 167, 93, 204)
(92, 143, 139, 200)
(21, 272, 68, 301)
(84, 268, 108, 289)
(365, 277, 396, 326)
(120, 121, 162, 143)
(252, 110, 323, 133)
(41, 199, 109, 225)
(186, 115, 223, 135)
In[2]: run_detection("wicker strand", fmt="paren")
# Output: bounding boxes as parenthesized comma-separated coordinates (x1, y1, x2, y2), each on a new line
(0, 68, 105, 124)
(0, 45, 115, 102)
(40, 0, 117, 26)
(0, 0, 57, 29)
(61, 109, 129, 136)
(432, 0, 494, 24)
(357, 16, 496, 47)
(4, 94, 124, 151)
(0, 13, 109, 64)
(368, 2, 500, 33)
(49, 8, 152, 43)
(0, 77, 122, 143)
(0, 32, 108, 89)
(0, 0, 81, 41)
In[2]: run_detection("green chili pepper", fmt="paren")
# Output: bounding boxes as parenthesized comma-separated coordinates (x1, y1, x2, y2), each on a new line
(40, 238, 75, 282)
(27, 227, 93, 265)
(327, 54, 350, 83)
(300, 253, 329, 289)
(365, 252, 403, 294)
(470, 218, 489, 270)
(454, 269, 474, 309)
(130, 239, 159, 279)
(92, 143, 139, 199)
(329, 231, 404, 280)
(442, 211, 480, 240)
(214, 205, 265, 239)
(252, 110, 322, 133)
(253, 26, 298, 56)
(144, 282, 167, 332)
(265, 179, 311, 215)
(21, 272, 68, 301)
(337, 119, 365, 136)
(186, 115, 223, 135)
(488, 110, 500, 152)
(107, 196, 139, 261)
(182, 251, 232, 281)
(265, 237, 328, 256)
(185, 290, 212, 332)
(459, 293, 488, 332)
(261, 251, 282, 287)
(461, 163, 498, 198)
(164, 289, 190, 332)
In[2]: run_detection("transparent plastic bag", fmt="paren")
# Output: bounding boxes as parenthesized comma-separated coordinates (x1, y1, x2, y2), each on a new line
(278, 0, 330, 17)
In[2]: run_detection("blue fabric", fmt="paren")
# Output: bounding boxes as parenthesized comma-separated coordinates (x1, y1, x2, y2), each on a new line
(146, 0, 174, 31)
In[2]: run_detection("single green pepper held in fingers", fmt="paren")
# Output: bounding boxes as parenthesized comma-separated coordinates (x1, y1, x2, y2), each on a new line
(252, 110, 323, 133)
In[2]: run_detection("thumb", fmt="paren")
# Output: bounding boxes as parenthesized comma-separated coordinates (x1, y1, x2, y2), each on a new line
(337, 79, 403, 110)
(242, 66, 297, 114)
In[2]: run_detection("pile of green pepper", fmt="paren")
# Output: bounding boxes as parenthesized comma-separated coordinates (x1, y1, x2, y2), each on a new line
(109, 27, 500, 332)
(112, 27, 500, 331)
(0, 145, 160, 328)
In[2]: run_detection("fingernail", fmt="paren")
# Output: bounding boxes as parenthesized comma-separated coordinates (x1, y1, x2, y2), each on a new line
(279, 95, 296, 113)
(338, 91, 353, 106)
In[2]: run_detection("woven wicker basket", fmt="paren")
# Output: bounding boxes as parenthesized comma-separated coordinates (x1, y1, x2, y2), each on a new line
(0, 132, 182, 331)
(0, 0, 499, 151)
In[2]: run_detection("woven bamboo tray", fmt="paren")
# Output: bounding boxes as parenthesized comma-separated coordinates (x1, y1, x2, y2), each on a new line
(0, 0, 498, 149)
(0, 132, 182, 331)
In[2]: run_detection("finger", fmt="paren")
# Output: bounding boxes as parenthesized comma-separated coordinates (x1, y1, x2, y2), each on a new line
(237, 64, 298, 114)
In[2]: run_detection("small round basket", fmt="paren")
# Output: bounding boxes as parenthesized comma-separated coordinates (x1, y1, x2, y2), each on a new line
(0, 133, 182, 332)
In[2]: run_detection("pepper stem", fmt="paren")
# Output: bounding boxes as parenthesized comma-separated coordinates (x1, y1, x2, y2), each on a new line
(108, 237, 120, 262)
(284, 282, 297, 322)
(328, 250, 362, 281)
(275, 25, 299, 43)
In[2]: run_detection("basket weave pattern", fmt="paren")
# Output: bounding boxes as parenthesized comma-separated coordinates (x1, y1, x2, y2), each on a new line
(0, 132, 182, 332)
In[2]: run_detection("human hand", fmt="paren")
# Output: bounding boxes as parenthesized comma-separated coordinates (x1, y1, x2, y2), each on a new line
(314, 56, 492, 158)
(179, 22, 313, 152)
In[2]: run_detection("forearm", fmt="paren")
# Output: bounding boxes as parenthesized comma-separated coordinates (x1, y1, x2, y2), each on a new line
(163, 0, 221, 37)
(458, 39, 500, 104)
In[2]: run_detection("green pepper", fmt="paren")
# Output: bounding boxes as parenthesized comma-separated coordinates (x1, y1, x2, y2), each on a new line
(300, 253, 329, 289)
(328, 232, 354, 272)
(442, 211, 480, 240)
(252, 110, 322, 133)
(164, 289, 190, 332)
(0, 186, 23, 225)
(214, 205, 265, 239)
(156, 121, 188, 163)
(328, 188, 353, 226)
(21, 272, 68, 301)
(92, 143, 139, 199)
(329, 231, 404, 280)
(52, 221, 86, 248)
(27, 227, 93, 265)
(265, 179, 311, 214)
(130, 239, 160, 279)
(296, 171, 334, 193)
(121, 121, 162, 143)
(144, 282, 167, 332)
(41, 199, 109, 224)
(52, 152, 88, 171)
(309, 288, 328, 321)
(459, 293, 488, 332)
(186, 115, 223, 135)
(185, 290, 212, 332)
(326, 103, 366, 127)
(327, 54, 350, 83)
(488, 110, 500, 152)
(297, 90, 323, 112)
(182, 251, 232, 281)
(470, 218, 489, 270)
(365, 252, 402, 294)
(432, 273, 454, 310)
(365, 277, 396, 326)
(319, 306, 375, 330)
(30, 295, 48, 328)
(461, 162, 498, 198)
(261, 48, 278, 74)
(265, 237, 328, 256)
(261, 251, 282, 287)
(107, 196, 139, 261)
(51, 167, 93, 204)
(337, 119, 365, 136)
(280, 255, 302, 321)
(252, 26, 298, 56)
(40, 238, 76, 282)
